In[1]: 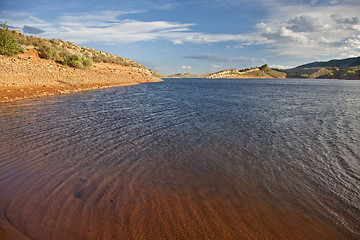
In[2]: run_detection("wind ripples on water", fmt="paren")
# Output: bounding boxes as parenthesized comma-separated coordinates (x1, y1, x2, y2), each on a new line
(0, 78, 359, 239)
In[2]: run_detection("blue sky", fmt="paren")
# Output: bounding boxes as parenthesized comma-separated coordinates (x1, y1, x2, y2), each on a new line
(1, 0, 360, 75)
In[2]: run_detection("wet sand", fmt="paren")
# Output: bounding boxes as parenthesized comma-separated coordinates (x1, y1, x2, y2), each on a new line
(0, 53, 162, 103)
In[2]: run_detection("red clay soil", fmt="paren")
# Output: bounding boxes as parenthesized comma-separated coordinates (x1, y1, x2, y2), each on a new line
(0, 52, 162, 103)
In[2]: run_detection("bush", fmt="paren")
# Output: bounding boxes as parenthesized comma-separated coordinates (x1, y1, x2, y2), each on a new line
(0, 21, 20, 56)
(63, 54, 93, 68)
(38, 44, 59, 59)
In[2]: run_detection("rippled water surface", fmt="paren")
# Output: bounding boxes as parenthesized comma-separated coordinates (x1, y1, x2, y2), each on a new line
(0, 78, 359, 239)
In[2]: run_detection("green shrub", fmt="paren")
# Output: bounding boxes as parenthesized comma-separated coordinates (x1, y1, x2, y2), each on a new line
(63, 54, 92, 68)
(38, 44, 59, 59)
(0, 21, 20, 56)
(82, 56, 93, 67)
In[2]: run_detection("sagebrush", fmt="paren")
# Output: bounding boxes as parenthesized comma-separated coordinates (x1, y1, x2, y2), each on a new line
(0, 21, 20, 56)
(63, 54, 93, 68)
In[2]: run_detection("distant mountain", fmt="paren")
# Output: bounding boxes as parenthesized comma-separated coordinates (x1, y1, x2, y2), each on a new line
(165, 57, 360, 80)
(284, 56, 360, 79)
(205, 65, 286, 79)
(295, 57, 360, 69)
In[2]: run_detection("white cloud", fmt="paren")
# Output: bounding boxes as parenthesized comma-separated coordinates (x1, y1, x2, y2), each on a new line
(181, 65, 192, 69)
(336, 35, 360, 56)
(209, 64, 222, 71)
(254, 2, 360, 59)
(183, 54, 267, 69)
(1, 0, 360, 62)
(226, 44, 243, 49)
(259, 24, 309, 44)
(1, 10, 259, 45)
(286, 15, 327, 32)
(332, 15, 360, 25)
(184, 54, 266, 64)
(270, 64, 293, 69)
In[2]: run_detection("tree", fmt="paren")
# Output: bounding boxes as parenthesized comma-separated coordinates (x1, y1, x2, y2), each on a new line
(0, 21, 20, 56)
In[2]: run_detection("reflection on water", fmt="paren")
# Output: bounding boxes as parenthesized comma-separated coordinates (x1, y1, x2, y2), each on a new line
(0, 78, 359, 239)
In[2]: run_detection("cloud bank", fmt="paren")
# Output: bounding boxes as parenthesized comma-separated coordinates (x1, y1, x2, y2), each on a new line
(184, 54, 266, 64)
(1, 0, 359, 63)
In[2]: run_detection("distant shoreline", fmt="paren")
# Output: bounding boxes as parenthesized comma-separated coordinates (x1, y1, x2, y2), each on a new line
(0, 54, 162, 103)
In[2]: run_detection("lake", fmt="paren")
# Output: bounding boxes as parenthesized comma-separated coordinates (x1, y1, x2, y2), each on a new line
(0, 78, 359, 239)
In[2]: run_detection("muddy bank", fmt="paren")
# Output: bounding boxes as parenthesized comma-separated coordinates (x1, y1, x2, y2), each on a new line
(0, 53, 162, 103)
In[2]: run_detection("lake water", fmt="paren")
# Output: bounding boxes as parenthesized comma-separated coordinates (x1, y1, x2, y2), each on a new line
(0, 78, 359, 239)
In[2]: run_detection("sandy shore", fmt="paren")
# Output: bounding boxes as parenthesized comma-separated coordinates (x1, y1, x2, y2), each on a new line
(0, 52, 162, 103)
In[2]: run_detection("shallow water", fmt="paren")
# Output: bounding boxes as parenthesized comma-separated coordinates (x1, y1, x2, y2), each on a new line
(0, 78, 359, 239)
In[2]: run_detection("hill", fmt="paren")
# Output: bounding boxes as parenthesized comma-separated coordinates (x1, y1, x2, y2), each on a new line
(0, 29, 162, 103)
(206, 65, 286, 79)
(295, 57, 360, 69)
(168, 72, 210, 78)
(284, 57, 360, 79)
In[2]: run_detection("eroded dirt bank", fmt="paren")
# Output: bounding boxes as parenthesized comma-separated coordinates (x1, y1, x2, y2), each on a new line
(0, 53, 162, 103)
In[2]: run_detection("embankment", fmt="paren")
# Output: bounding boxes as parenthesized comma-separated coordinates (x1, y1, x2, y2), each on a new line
(0, 53, 162, 103)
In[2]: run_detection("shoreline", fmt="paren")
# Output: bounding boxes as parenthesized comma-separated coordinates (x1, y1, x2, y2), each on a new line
(0, 54, 162, 103)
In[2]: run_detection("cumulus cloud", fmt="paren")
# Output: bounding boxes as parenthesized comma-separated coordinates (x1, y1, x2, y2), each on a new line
(331, 14, 360, 31)
(336, 35, 360, 54)
(286, 15, 325, 32)
(253, 2, 360, 59)
(258, 23, 308, 44)
(331, 15, 360, 25)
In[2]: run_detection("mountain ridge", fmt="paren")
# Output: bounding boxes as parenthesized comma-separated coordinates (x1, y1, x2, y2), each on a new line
(167, 57, 360, 80)
(283, 56, 360, 79)
(295, 56, 360, 69)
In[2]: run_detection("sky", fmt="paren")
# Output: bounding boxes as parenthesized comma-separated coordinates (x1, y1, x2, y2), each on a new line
(1, 0, 360, 75)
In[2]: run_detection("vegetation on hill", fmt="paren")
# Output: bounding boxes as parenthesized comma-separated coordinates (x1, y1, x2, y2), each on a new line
(203, 58, 359, 80)
(10, 31, 145, 69)
(295, 57, 360, 69)
(205, 65, 286, 79)
(63, 54, 93, 69)
(0, 22, 20, 56)
(0, 24, 161, 72)
(283, 57, 360, 79)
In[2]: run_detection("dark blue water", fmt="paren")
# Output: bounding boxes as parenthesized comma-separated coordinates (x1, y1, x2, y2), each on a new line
(0, 78, 359, 239)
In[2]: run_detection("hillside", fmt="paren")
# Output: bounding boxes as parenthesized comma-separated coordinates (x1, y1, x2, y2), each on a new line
(206, 65, 286, 79)
(284, 57, 360, 79)
(295, 57, 360, 69)
(168, 72, 210, 78)
(0, 30, 162, 103)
